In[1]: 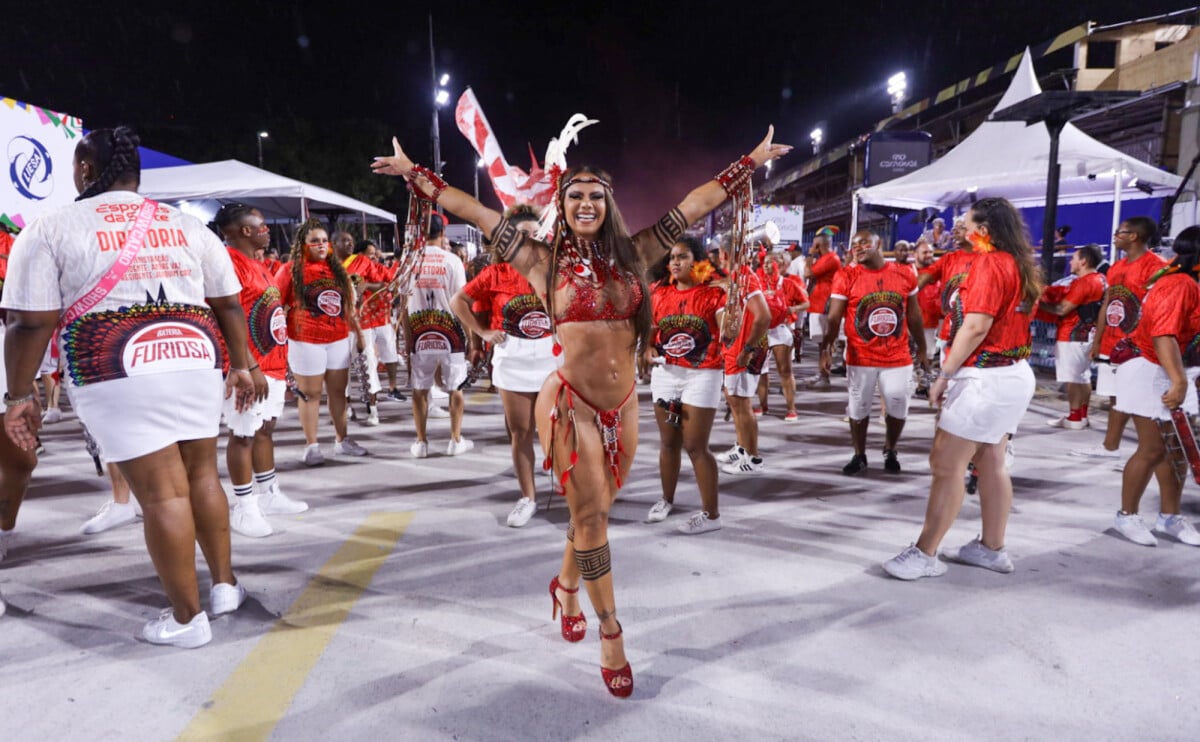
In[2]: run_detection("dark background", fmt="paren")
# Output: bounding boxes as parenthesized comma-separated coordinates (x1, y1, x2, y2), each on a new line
(2, 1, 1189, 226)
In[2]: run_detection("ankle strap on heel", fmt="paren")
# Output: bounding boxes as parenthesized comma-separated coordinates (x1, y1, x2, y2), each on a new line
(600, 619, 623, 641)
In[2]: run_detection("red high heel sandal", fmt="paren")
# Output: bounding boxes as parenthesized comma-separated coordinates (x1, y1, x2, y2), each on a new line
(549, 576, 587, 642)
(600, 621, 633, 698)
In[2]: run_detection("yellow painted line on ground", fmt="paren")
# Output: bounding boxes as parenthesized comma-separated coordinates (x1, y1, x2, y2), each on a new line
(176, 511, 414, 742)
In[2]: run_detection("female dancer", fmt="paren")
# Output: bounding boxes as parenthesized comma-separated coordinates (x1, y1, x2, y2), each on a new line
(451, 204, 557, 528)
(755, 250, 808, 420)
(373, 127, 790, 696)
(275, 219, 369, 465)
(1109, 225, 1200, 547)
(3, 126, 257, 646)
(883, 197, 1041, 580)
(643, 236, 727, 533)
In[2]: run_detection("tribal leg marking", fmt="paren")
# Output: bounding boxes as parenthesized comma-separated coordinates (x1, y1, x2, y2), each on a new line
(566, 521, 575, 543)
(651, 207, 688, 249)
(488, 217, 524, 263)
(574, 542, 612, 581)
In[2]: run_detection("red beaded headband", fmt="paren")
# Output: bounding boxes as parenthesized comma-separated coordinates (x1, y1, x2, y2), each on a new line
(560, 175, 612, 193)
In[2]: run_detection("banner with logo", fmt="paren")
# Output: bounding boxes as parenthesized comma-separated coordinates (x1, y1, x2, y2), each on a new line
(0, 96, 84, 232)
(752, 204, 804, 245)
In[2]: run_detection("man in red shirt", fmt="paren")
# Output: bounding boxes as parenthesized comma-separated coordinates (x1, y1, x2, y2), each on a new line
(1073, 217, 1165, 459)
(820, 230, 927, 475)
(717, 259, 771, 475)
(913, 238, 941, 380)
(802, 229, 842, 389)
(1039, 245, 1105, 429)
(917, 217, 973, 364)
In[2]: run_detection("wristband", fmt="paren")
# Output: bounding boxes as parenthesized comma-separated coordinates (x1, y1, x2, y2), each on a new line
(3, 391, 35, 408)
(938, 371, 955, 380)
(715, 155, 755, 197)
(409, 164, 449, 202)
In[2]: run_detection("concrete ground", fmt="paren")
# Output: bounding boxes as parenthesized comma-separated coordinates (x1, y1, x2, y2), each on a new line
(1, 360, 1197, 742)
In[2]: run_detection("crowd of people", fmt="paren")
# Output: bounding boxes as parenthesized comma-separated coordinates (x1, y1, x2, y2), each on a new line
(1, 126, 1198, 699)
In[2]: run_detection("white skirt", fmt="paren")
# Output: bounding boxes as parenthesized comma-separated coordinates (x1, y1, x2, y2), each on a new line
(492, 336, 560, 393)
(68, 369, 224, 462)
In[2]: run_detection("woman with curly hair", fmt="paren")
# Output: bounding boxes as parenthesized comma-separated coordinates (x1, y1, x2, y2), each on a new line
(275, 218, 368, 465)
(3, 126, 257, 646)
(451, 204, 558, 527)
(373, 126, 790, 697)
(643, 235, 728, 533)
(884, 197, 1041, 580)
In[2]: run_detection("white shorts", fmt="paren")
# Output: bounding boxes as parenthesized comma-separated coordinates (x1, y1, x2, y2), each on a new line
(793, 313, 807, 331)
(224, 376, 287, 437)
(38, 343, 58, 377)
(411, 351, 468, 392)
(1095, 358, 1119, 398)
(724, 369, 761, 398)
(492, 336, 560, 393)
(808, 313, 830, 342)
(365, 324, 400, 364)
(767, 324, 794, 348)
(938, 361, 1035, 444)
(68, 369, 224, 462)
(847, 364, 913, 420)
(289, 338, 351, 375)
(1055, 341, 1093, 384)
(1114, 357, 1200, 421)
(651, 364, 724, 409)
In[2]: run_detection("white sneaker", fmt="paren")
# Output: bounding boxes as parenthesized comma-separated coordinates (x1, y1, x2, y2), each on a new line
(446, 437, 474, 456)
(410, 440, 428, 458)
(334, 438, 369, 457)
(714, 445, 742, 465)
(721, 456, 764, 475)
(80, 499, 138, 535)
(646, 499, 673, 523)
(1047, 415, 1089, 430)
(506, 498, 537, 527)
(430, 386, 449, 400)
(678, 512, 722, 535)
(427, 405, 450, 419)
(1070, 442, 1121, 459)
(882, 544, 947, 580)
(301, 444, 324, 467)
(142, 608, 212, 649)
(1114, 512, 1157, 546)
(941, 536, 1014, 573)
(259, 483, 308, 515)
(229, 495, 273, 538)
(1154, 513, 1200, 546)
(364, 409, 380, 426)
(209, 582, 246, 615)
(41, 408, 63, 424)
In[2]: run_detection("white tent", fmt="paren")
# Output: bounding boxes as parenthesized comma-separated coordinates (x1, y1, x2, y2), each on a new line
(139, 160, 396, 224)
(853, 49, 1182, 230)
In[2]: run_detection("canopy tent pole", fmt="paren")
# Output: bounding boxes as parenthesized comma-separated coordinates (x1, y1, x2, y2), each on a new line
(1111, 160, 1123, 264)
(850, 192, 859, 236)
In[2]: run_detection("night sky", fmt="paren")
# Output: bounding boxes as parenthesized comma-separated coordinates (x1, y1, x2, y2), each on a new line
(3, 0, 1191, 227)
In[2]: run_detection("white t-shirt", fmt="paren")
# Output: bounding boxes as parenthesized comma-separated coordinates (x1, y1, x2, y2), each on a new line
(406, 243, 467, 355)
(1, 191, 241, 386)
(786, 255, 808, 279)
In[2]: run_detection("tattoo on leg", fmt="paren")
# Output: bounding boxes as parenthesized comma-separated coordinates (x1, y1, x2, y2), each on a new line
(651, 207, 688, 249)
(566, 521, 575, 542)
(574, 542, 612, 581)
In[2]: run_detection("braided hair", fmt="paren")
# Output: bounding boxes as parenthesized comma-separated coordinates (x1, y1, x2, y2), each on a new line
(288, 218, 355, 311)
(75, 126, 141, 201)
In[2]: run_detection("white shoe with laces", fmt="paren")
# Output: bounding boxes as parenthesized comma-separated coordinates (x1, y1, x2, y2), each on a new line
(41, 408, 63, 424)
(1114, 512, 1157, 547)
(1070, 442, 1121, 459)
(80, 499, 138, 535)
(1154, 513, 1200, 546)
(209, 582, 246, 615)
(506, 498, 536, 528)
(410, 440, 428, 458)
(259, 483, 308, 515)
(941, 536, 1014, 573)
(142, 608, 211, 648)
(427, 405, 450, 418)
(229, 495, 273, 538)
(646, 499, 673, 523)
(721, 456, 763, 475)
(364, 409, 380, 426)
(882, 544, 947, 580)
(334, 438, 369, 457)
(678, 512, 722, 535)
(446, 437, 474, 456)
(714, 445, 742, 465)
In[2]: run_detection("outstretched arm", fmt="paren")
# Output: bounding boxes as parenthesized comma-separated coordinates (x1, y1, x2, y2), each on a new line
(632, 126, 792, 264)
(372, 138, 549, 290)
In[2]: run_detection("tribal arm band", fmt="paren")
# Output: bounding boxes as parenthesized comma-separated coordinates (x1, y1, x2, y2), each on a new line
(716, 155, 755, 197)
(487, 217, 524, 263)
(650, 207, 688, 249)
(574, 542, 612, 581)
(409, 164, 449, 202)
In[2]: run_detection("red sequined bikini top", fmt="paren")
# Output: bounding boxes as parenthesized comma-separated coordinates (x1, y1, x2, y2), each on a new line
(553, 239, 644, 325)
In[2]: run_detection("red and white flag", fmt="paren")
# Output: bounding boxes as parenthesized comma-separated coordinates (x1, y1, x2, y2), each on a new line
(455, 88, 553, 209)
